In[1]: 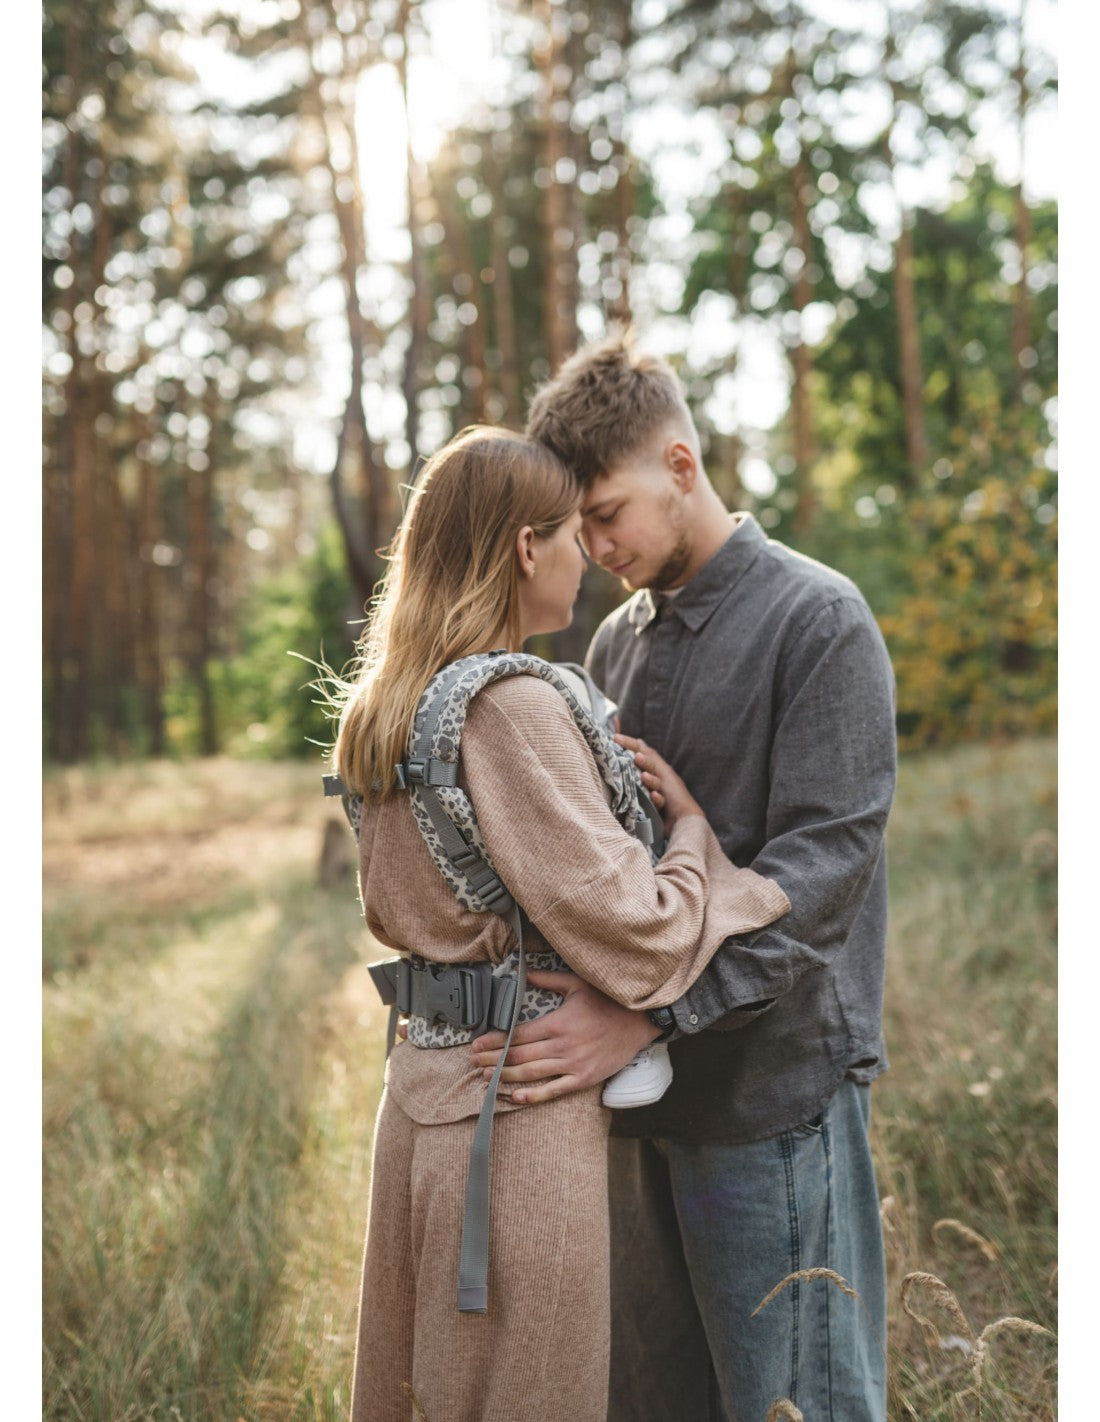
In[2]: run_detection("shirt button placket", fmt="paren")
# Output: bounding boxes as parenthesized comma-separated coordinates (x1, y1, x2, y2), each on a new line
(644, 615, 679, 750)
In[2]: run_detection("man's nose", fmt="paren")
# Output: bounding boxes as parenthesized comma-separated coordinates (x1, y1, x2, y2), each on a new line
(583, 527, 613, 563)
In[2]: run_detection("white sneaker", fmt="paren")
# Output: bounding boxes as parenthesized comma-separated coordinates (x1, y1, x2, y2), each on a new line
(601, 1042, 674, 1109)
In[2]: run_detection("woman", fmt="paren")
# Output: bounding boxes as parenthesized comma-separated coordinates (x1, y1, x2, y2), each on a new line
(331, 426, 788, 1421)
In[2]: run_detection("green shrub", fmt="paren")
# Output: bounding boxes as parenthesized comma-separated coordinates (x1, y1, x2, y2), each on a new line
(216, 525, 362, 760)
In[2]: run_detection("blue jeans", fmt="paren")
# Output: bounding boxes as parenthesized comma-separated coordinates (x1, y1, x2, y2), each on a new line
(606, 1081, 887, 1422)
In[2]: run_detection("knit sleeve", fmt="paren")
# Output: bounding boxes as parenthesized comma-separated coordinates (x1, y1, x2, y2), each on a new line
(462, 678, 789, 1009)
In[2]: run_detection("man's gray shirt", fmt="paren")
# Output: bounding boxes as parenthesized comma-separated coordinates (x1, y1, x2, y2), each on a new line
(587, 513, 897, 1144)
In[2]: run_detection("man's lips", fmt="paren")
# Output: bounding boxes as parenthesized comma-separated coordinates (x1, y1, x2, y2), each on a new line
(605, 559, 633, 577)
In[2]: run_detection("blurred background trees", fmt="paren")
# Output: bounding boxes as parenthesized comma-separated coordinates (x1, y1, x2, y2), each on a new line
(42, 0, 1057, 761)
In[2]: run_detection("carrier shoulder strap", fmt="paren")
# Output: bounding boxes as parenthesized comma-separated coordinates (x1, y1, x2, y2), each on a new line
(401, 650, 664, 902)
(323, 650, 664, 898)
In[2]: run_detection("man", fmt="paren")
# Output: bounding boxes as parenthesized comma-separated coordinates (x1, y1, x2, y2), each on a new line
(472, 332, 896, 1421)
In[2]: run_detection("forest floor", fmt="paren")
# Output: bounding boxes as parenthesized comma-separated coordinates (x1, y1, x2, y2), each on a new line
(42, 744, 1057, 1421)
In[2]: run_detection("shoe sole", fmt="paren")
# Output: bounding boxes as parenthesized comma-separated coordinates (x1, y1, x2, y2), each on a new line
(601, 1063, 674, 1109)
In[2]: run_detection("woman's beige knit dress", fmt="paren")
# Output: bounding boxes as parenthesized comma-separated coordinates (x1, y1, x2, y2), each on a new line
(349, 675, 789, 1422)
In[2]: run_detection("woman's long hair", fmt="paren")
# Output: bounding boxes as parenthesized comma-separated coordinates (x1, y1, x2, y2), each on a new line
(332, 426, 578, 799)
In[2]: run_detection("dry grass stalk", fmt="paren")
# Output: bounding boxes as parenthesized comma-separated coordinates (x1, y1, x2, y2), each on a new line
(765, 1402, 804, 1421)
(752, 1267, 860, 1317)
(932, 1217, 1001, 1262)
(965, 1313, 1056, 1419)
(971, 1314, 1055, 1397)
(900, 1271, 975, 1345)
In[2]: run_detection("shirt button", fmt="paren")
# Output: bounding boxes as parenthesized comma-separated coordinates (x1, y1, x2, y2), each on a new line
(689, 1013, 699, 1025)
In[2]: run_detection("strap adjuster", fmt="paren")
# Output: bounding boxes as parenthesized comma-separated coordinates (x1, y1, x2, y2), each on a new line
(395, 757, 459, 789)
(476, 878, 512, 911)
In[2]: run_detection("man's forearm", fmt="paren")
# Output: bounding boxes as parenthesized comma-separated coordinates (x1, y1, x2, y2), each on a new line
(671, 812, 891, 1033)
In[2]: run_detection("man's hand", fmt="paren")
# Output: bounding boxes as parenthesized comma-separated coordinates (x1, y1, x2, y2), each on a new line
(470, 969, 660, 1105)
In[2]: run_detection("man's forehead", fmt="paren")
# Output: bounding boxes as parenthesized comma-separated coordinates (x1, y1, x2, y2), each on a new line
(580, 466, 644, 514)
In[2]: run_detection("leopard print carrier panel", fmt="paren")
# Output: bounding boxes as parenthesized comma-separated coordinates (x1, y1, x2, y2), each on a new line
(337, 652, 664, 1047)
(403, 652, 660, 912)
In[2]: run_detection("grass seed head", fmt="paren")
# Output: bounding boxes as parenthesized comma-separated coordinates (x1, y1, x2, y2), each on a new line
(900, 1271, 975, 1344)
(932, 1218, 1001, 1262)
(752, 1267, 860, 1317)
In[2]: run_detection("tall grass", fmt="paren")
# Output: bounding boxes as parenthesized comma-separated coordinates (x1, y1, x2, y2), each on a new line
(42, 744, 1056, 1420)
(43, 761, 372, 1420)
(875, 740, 1057, 1420)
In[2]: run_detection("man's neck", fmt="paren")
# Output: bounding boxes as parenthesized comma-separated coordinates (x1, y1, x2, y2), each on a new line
(670, 496, 736, 588)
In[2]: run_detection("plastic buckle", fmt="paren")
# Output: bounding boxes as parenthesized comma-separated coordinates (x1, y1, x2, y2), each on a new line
(404, 757, 428, 785)
(395, 958, 412, 1014)
(458, 965, 491, 1030)
(417, 963, 463, 1023)
(488, 973, 518, 1031)
(367, 957, 401, 1006)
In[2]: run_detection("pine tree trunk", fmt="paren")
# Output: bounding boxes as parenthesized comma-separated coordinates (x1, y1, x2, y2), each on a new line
(398, 0, 430, 456)
(882, 15, 927, 487)
(187, 391, 218, 756)
(91, 185, 134, 752)
(54, 4, 93, 761)
(607, 0, 634, 327)
(893, 215, 928, 480)
(1011, 0, 1032, 398)
(435, 172, 490, 424)
(787, 53, 816, 535)
(135, 406, 165, 755)
(717, 181, 748, 508)
(536, 0, 579, 372)
(483, 138, 521, 426)
(299, 6, 386, 608)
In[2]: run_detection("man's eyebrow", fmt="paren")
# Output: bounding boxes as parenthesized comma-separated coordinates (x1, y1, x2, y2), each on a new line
(582, 494, 618, 516)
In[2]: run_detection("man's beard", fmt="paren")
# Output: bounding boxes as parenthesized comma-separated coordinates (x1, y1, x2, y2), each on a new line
(649, 531, 692, 591)
(643, 490, 692, 591)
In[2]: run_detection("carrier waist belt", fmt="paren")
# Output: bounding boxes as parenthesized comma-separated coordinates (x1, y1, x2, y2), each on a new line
(369, 948, 566, 1049)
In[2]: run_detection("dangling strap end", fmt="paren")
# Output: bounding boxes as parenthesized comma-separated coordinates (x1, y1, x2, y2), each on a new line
(457, 1286, 488, 1314)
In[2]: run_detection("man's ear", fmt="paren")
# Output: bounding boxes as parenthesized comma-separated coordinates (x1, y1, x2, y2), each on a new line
(515, 524, 536, 579)
(667, 440, 699, 493)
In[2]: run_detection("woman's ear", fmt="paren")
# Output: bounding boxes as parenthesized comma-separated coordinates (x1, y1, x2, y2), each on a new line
(515, 525, 537, 579)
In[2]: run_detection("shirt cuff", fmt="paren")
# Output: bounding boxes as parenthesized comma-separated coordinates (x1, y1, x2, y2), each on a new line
(671, 924, 821, 1032)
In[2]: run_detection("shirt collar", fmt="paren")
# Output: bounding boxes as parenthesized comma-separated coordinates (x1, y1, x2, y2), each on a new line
(627, 513, 766, 634)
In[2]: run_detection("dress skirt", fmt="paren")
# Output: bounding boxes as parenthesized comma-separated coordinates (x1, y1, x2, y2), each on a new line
(350, 1083, 612, 1422)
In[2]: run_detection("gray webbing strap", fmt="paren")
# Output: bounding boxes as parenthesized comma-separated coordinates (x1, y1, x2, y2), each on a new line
(456, 900, 526, 1313)
(413, 774, 520, 1310)
(418, 785, 514, 914)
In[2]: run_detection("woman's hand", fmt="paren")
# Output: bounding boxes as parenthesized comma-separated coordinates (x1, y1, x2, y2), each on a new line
(614, 733, 704, 828)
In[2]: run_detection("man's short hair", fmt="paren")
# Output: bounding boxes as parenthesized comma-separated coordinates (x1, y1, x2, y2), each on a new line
(525, 332, 693, 487)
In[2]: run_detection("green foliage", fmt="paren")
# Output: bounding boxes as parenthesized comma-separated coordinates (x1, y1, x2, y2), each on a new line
(214, 525, 360, 760)
(43, 0, 1057, 766)
(879, 408, 1056, 751)
(811, 168, 1058, 486)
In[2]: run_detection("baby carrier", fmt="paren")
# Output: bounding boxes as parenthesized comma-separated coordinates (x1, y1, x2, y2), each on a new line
(323, 650, 665, 1312)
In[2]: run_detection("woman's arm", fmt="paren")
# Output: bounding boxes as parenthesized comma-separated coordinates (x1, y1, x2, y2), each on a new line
(462, 678, 789, 1012)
